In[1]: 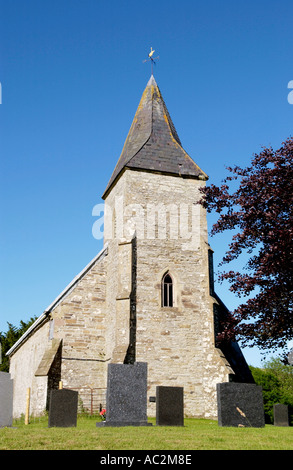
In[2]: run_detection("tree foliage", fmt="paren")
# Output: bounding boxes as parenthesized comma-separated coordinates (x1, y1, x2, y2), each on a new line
(250, 358, 293, 424)
(0, 317, 37, 372)
(250, 365, 281, 424)
(200, 137, 293, 351)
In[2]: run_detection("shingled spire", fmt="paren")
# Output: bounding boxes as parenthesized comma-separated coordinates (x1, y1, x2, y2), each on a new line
(102, 75, 208, 198)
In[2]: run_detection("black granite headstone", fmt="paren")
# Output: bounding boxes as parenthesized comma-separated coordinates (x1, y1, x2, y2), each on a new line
(48, 389, 78, 427)
(0, 372, 13, 428)
(156, 386, 184, 426)
(97, 362, 151, 427)
(217, 382, 265, 427)
(274, 404, 289, 426)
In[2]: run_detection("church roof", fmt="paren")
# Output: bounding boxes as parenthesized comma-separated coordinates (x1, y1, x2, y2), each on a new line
(102, 75, 208, 198)
(6, 243, 109, 356)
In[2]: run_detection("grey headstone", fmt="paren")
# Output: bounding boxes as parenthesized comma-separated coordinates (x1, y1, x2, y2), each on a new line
(0, 372, 13, 428)
(274, 404, 289, 426)
(288, 349, 293, 365)
(48, 389, 78, 427)
(217, 382, 265, 427)
(156, 386, 184, 426)
(97, 362, 151, 427)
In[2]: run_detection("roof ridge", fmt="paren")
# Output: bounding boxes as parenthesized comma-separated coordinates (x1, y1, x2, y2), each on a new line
(6, 243, 109, 356)
(154, 81, 182, 146)
(121, 78, 155, 168)
(124, 77, 155, 169)
(102, 77, 208, 198)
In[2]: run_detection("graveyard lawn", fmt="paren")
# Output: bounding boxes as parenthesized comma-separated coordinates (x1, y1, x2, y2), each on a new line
(0, 416, 293, 450)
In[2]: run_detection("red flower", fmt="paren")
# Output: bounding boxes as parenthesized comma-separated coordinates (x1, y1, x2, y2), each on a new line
(100, 408, 106, 420)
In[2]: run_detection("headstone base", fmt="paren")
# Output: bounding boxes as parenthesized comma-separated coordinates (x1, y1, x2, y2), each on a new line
(96, 421, 152, 427)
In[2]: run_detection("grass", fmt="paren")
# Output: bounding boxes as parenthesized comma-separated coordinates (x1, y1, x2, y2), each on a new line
(1, 415, 293, 450)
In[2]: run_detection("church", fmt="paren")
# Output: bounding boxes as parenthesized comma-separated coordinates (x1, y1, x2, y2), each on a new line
(7, 74, 253, 419)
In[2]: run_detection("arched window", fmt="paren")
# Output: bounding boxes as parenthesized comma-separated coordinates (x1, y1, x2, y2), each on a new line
(162, 273, 173, 307)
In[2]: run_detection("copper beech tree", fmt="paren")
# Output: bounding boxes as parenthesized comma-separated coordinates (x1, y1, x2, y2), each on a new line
(199, 137, 293, 352)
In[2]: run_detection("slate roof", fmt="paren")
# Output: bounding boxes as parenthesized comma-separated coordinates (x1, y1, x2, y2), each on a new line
(102, 75, 208, 198)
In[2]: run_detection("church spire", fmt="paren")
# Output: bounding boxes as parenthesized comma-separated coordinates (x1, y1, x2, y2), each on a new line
(102, 76, 208, 199)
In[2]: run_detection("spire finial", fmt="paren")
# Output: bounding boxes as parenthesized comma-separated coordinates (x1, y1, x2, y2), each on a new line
(143, 47, 159, 75)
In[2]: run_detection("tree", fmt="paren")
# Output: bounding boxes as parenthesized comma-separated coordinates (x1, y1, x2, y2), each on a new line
(264, 357, 293, 408)
(199, 137, 293, 351)
(250, 365, 281, 424)
(0, 317, 37, 372)
(250, 358, 293, 424)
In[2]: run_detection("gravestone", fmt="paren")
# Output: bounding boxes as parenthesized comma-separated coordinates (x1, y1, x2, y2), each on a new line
(0, 372, 13, 428)
(156, 386, 184, 426)
(96, 362, 152, 427)
(217, 382, 265, 427)
(274, 404, 289, 426)
(48, 389, 78, 427)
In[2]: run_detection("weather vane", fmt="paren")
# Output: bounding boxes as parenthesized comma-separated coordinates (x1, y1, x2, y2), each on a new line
(143, 47, 159, 75)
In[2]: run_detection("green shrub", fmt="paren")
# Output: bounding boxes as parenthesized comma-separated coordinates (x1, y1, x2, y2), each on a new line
(250, 358, 293, 425)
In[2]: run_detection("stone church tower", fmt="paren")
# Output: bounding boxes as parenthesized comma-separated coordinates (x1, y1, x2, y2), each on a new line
(7, 75, 253, 419)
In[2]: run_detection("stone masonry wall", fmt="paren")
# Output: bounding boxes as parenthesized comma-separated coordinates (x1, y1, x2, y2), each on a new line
(9, 321, 50, 418)
(51, 253, 108, 412)
(9, 251, 109, 418)
(9, 167, 234, 419)
(103, 169, 232, 418)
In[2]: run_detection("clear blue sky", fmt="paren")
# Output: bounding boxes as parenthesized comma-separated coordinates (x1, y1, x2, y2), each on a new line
(0, 0, 292, 366)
